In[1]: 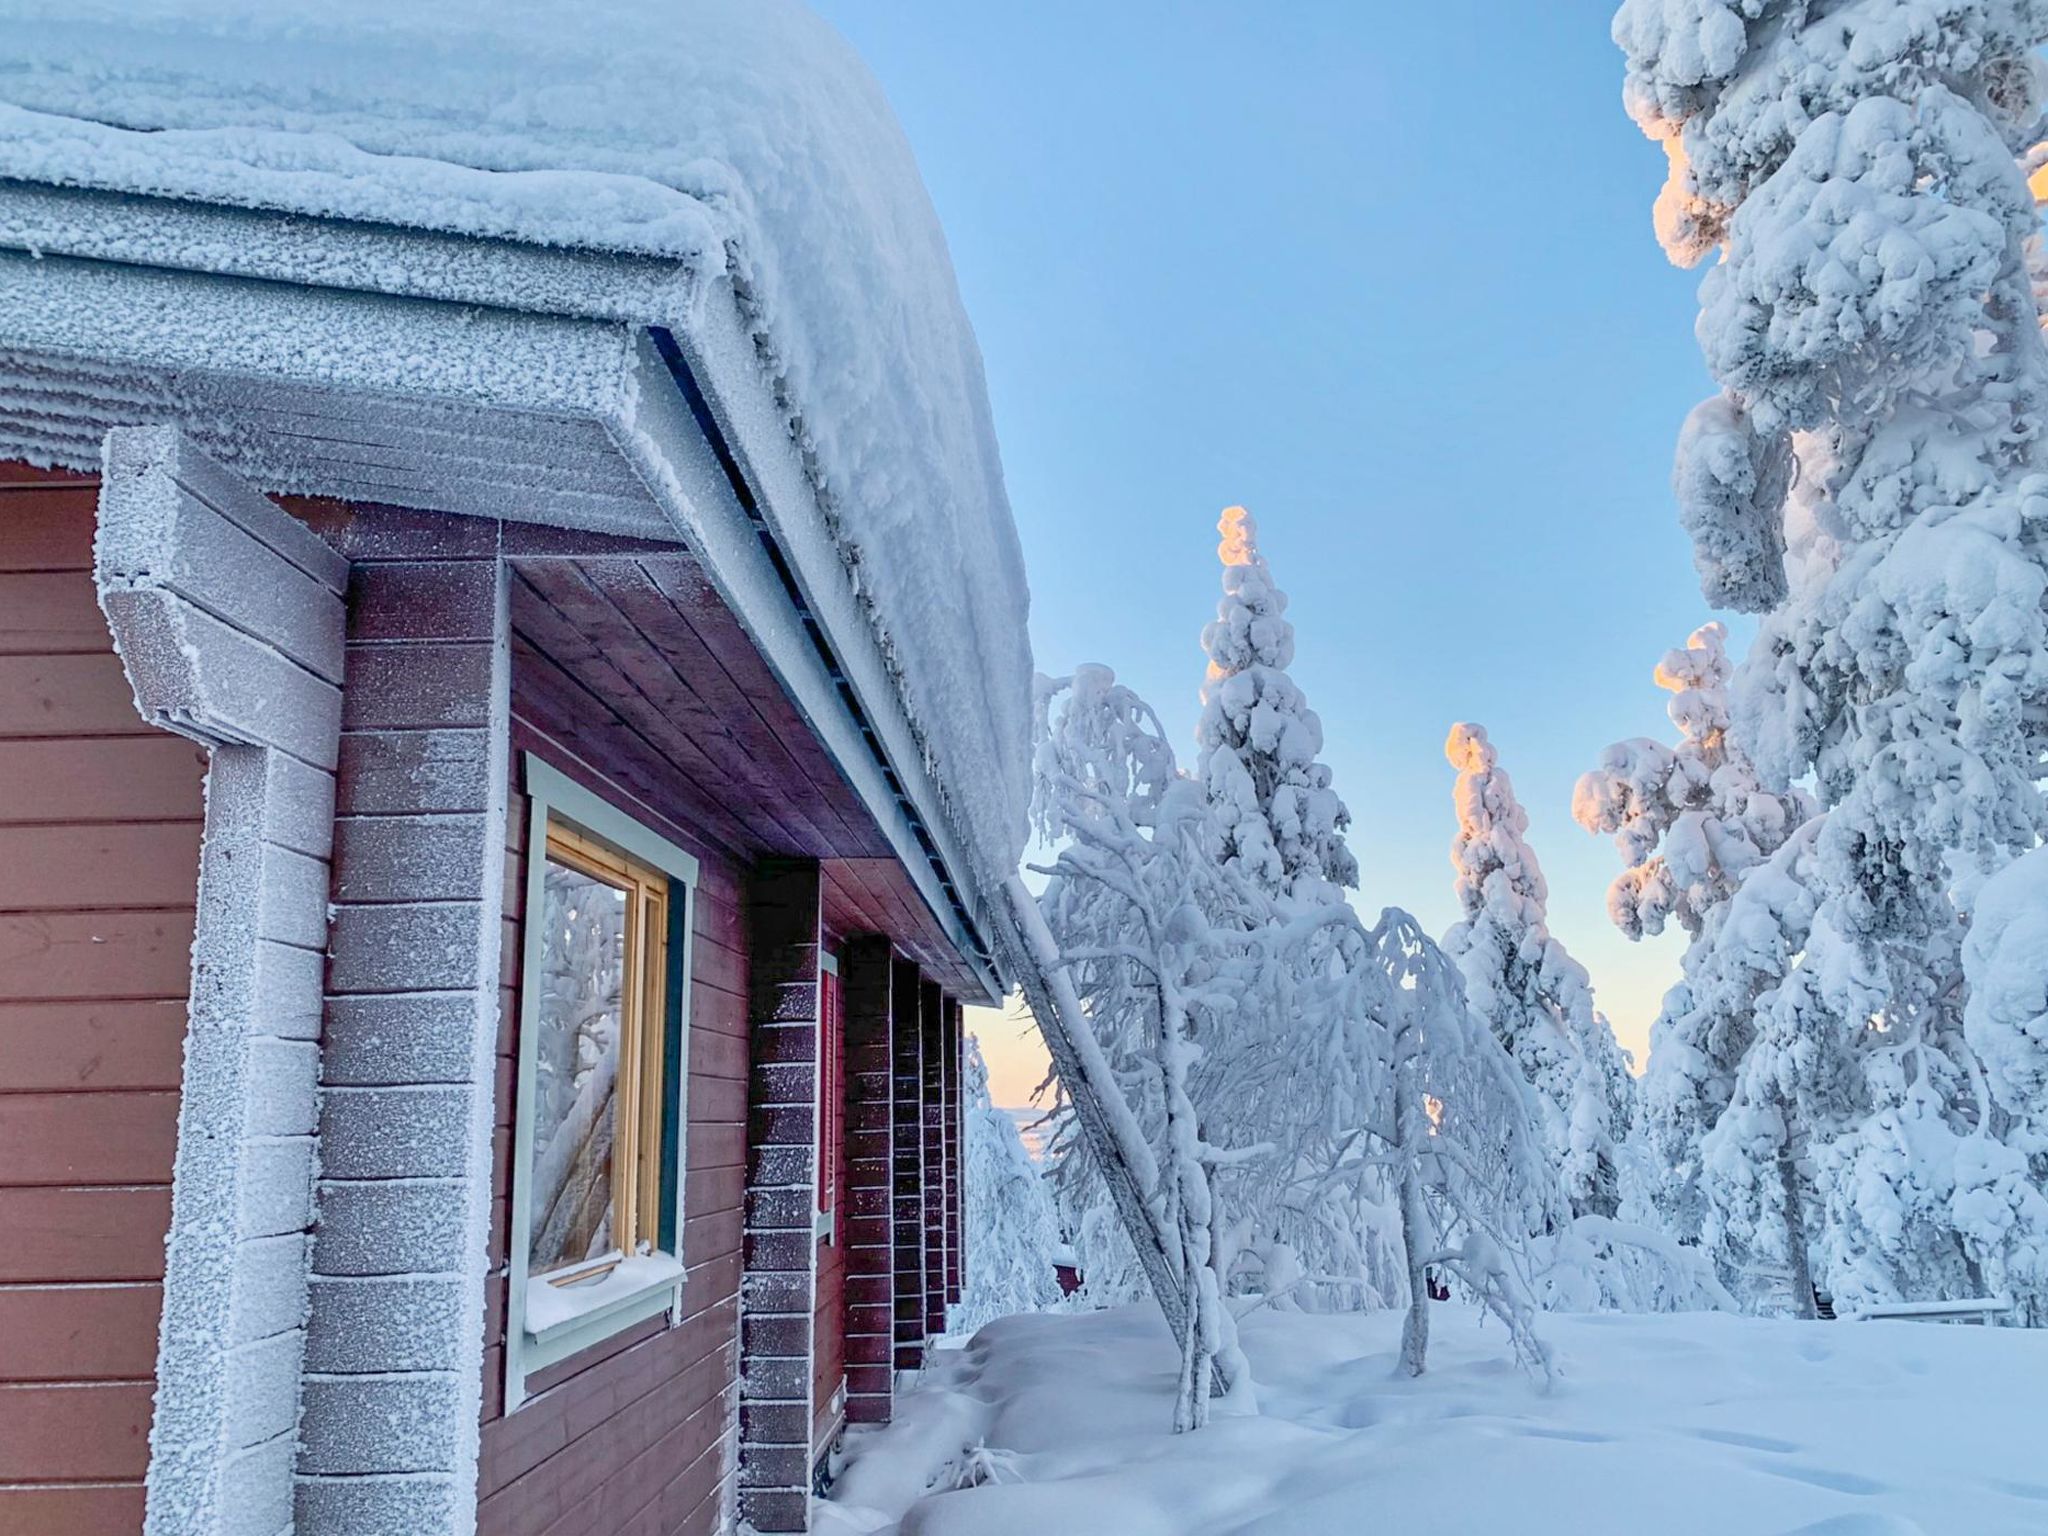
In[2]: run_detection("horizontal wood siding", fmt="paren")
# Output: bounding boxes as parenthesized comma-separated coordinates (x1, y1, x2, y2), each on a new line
(0, 469, 201, 1534)
(474, 640, 749, 1536)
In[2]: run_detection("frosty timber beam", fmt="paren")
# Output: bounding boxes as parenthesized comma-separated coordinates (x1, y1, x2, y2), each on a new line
(840, 937, 897, 1424)
(889, 957, 928, 1372)
(921, 977, 948, 1339)
(297, 538, 512, 1535)
(945, 997, 964, 1308)
(93, 426, 347, 1536)
(739, 860, 826, 1535)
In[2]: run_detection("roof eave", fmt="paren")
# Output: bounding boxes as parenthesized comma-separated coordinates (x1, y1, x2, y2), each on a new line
(610, 318, 1004, 1005)
(0, 178, 1006, 1002)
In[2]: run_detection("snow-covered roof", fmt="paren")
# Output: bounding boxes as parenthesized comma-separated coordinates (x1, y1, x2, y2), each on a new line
(0, 0, 1032, 882)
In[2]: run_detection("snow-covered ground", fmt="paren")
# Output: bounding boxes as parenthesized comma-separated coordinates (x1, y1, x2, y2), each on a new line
(820, 1305, 2048, 1536)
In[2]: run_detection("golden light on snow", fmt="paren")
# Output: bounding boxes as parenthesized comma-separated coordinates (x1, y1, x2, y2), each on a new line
(2030, 159, 2048, 205)
(1209, 504, 1257, 682)
(1217, 504, 1256, 567)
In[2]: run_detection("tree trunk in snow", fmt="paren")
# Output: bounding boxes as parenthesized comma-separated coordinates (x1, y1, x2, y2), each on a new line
(1395, 1081, 1431, 1378)
(1778, 1125, 1816, 1322)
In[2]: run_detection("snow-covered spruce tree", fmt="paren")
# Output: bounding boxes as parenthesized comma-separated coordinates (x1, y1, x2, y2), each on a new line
(1616, 0, 2048, 1313)
(1444, 723, 1633, 1222)
(1574, 623, 1816, 1245)
(1196, 504, 1358, 905)
(955, 1038, 1065, 1333)
(1191, 505, 1402, 1307)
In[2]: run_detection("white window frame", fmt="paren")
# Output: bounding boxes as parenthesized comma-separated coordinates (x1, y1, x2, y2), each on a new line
(505, 755, 699, 1410)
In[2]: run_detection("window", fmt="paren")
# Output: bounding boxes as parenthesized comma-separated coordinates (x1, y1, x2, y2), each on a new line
(506, 757, 697, 1407)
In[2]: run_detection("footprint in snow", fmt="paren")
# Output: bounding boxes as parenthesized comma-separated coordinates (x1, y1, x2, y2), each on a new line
(1775, 1516, 1926, 1536)
(1758, 1462, 1889, 1496)
(1991, 1479, 2048, 1502)
(1689, 1428, 1798, 1453)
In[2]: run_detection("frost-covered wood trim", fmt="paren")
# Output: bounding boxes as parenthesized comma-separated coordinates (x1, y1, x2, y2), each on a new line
(839, 937, 896, 1425)
(93, 426, 346, 1536)
(297, 548, 511, 1536)
(945, 998, 964, 1309)
(888, 959, 927, 1373)
(0, 251, 671, 538)
(920, 979, 948, 1341)
(737, 860, 823, 1534)
(0, 181, 704, 333)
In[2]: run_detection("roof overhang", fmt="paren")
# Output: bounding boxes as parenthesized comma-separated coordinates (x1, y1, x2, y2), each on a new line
(0, 178, 1003, 1003)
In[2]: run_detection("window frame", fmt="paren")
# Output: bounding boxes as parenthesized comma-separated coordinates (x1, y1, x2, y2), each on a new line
(505, 755, 699, 1410)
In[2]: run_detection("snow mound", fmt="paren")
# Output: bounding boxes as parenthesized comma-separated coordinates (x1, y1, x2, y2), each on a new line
(823, 1305, 2048, 1535)
(0, 0, 1032, 875)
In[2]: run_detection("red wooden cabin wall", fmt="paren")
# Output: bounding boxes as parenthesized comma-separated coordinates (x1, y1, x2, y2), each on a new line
(472, 634, 751, 1536)
(0, 466, 206, 1535)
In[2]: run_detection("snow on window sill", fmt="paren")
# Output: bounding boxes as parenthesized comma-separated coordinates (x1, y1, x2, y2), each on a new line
(522, 1252, 684, 1363)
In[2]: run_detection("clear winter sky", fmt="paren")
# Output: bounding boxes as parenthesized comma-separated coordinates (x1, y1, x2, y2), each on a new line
(811, 0, 1722, 1107)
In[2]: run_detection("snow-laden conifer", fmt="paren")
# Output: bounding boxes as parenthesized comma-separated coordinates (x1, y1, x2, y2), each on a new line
(1575, 625, 1816, 1245)
(1445, 723, 1633, 1222)
(1615, 0, 2048, 1314)
(1196, 505, 1357, 904)
(956, 1039, 1065, 1333)
(1031, 665, 1566, 1402)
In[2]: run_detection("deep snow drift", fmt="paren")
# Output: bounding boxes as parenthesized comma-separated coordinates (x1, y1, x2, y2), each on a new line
(822, 1305, 2048, 1536)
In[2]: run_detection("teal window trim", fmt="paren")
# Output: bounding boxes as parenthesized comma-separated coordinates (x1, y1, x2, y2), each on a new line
(504, 754, 700, 1410)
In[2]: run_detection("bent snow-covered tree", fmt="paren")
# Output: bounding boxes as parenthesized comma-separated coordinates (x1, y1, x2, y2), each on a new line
(1574, 624, 1815, 1247)
(1027, 665, 1252, 1429)
(1444, 723, 1632, 1222)
(1616, 0, 2048, 1317)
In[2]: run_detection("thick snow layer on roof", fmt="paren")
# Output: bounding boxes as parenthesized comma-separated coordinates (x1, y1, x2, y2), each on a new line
(0, 0, 1032, 877)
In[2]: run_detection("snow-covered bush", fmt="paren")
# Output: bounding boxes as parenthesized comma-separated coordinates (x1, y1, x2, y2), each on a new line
(1614, 0, 2048, 1315)
(955, 1039, 1065, 1333)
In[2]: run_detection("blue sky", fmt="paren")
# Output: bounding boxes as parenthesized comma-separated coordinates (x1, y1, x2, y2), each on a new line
(812, 0, 1724, 1099)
